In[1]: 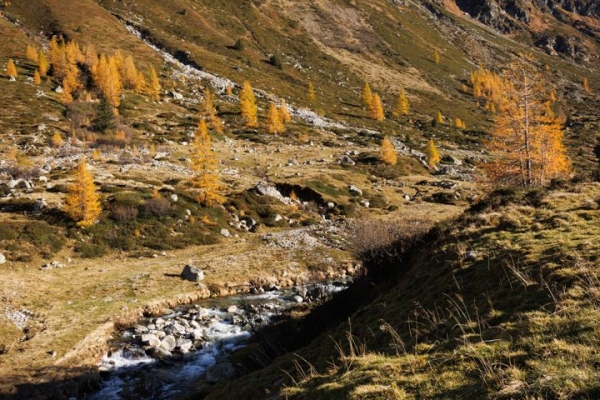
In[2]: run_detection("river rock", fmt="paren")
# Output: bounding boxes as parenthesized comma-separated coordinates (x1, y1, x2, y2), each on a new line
(291, 295, 304, 303)
(176, 338, 193, 353)
(181, 265, 204, 282)
(205, 362, 236, 383)
(149, 347, 172, 360)
(160, 335, 177, 352)
(141, 333, 161, 348)
(192, 329, 204, 341)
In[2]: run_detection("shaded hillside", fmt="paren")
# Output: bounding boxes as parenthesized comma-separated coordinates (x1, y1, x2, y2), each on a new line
(202, 182, 600, 399)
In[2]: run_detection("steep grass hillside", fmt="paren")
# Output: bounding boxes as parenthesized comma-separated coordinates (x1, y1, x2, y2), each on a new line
(202, 182, 600, 399)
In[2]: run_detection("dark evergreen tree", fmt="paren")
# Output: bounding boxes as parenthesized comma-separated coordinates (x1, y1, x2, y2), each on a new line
(94, 96, 117, 132)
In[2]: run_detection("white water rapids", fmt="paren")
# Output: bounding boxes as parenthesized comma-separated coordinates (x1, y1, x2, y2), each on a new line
(85, 284, 347, 400)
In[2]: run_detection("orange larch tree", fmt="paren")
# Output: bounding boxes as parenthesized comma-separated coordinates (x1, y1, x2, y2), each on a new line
(369, 93, 385, 121)
(484, 55, 570, 187)
(394, 87, 410, 117)
(266, 102, 285, 134)
(240, 80, 258, 128)
(380, 136, 397, 165)
(64, 156, 102, 228)
(361, 82, 373, 108)
(6, 59, 17, 78)
(190, 120, 225, 206)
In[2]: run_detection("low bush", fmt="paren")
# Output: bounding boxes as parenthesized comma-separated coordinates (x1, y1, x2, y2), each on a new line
(20, 222, 66, 253)
(75, 243, 107, 258)
(143, 197, 172, 218)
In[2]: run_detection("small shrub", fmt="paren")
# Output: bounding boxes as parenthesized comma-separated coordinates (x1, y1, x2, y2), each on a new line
(143, 197, 172, 217)
(76, 243, 107, 258)
(21, 222, 65, 253)
(233, 39, 245, 51)
(0, 224, 17, 241)
(111, 205, 139, 222)
(269, 54, 283, 69)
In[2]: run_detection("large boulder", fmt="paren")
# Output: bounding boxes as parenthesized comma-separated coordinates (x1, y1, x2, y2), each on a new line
(160, 335, 177, 352)
(181, 265, 204, 282)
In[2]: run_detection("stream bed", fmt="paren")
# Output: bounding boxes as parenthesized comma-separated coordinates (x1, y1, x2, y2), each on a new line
(85, 282, 348, 400)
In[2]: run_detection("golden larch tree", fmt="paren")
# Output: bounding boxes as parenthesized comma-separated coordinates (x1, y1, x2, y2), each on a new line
(50, 132, 64, 147)
(49, 36, 68, 80)
(266, 102, 285, 134)
(425, 139, 440, 169)
(369, 93, 385, 121)
(380, 136, 397, 165)
(190, 120, 225, 206)
(361, 82, 373, 108)
(308, 81, 316, 104)
(122, 55, 138, 89)
(64, 156, 102, 228)
(240, 80, 258, 128)
(33, 69, 41, 85)
(25, 45, 38, 62)
(148, 66, 161, 101)
(582, 77, 590, 92)
(279, 99, 291, 123)
(394, 87, 410, 116)
(6, 59, 17, 78)
(435, 110, 444, 125)
(135, 71, 146, 94)
(202, 87, 223, 134)
(38, 51, 49, 77)
(484, 55, 570, 187)
(101, 56, 122, 109)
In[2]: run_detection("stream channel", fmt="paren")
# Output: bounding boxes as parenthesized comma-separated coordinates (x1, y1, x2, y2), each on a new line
(85, 282, 348, 400)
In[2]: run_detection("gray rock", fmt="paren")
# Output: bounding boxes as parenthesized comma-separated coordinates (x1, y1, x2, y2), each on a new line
(274, 214, 283, 222)
(181, 265, 204, 282)
(41, 261, 65, 271)
(205, 362, 236, 383)
(220, 228, 231, 237)
(54, 85, 63, 93)
(348, 185, 362, 196)
(339, 155, 356, 166)
(171, 91, 184, 100)
(160, 335, 177, 352)
(176, 338, 193, 353)
(141, 333, 161, 348)
(255, 182, 284, 200)
(291, 295, 304, 303)
(192, 329, 204, 341)
(149, 347, 172, 360)
(170, 194, 178, 202)
(359, 199, 370, 208)
(464, 251, 478, 261)
(33, 198, 47, 212)
(0, 253, 5, 264)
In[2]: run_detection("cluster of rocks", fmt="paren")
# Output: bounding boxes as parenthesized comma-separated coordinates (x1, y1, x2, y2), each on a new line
(40, 261, 66, 271)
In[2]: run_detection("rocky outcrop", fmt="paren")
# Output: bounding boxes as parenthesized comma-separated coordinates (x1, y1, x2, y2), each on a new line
(181, 265, 204, 282)
(452, 0, 599, 62)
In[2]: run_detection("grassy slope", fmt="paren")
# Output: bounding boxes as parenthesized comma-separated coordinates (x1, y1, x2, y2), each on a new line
(202, 182, 600, 399)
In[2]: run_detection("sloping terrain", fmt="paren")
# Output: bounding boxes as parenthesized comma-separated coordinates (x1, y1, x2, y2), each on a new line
(203, 182, 600, 399)
(0, 0, 598, 398)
